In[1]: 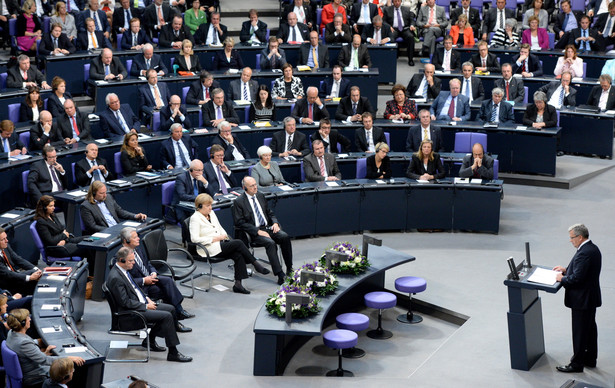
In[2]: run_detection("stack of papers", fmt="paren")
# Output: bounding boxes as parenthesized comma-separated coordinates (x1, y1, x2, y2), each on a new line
(296, 65, 312, 71)
(527, 267, 559, 285)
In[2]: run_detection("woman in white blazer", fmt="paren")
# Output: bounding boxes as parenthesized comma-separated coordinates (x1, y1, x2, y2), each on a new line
(189, 194, 270, 294)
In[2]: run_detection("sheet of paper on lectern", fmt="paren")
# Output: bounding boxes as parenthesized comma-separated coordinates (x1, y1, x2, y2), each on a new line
(527, 267, 559, 285)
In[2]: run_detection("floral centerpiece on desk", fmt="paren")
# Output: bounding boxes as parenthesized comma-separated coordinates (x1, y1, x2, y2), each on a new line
(319, 242, 370, 275)
(265, 284, 321, 319)
(288, 261, 338, 296)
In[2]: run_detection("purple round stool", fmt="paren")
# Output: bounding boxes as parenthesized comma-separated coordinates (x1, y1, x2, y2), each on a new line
(364, 291, 397, 339)
(323, 329, 359, 377)
(336, 313, 369, 358)
(395, 276, 427, 324)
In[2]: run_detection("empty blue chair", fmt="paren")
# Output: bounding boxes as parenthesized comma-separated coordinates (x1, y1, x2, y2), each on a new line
(364, 291, 397, 339)
(152, 111, 161, 132)
(322, 329, 358, 377)
(8, 19, 17, 52)
(161, 181, 176, 223)
(570, 0, 585, 11)
(471, 0, 484, 18)
(454, 132, 472, 153)
(43, 16, 50, 33)
(335, 313, 369, 358)
(126, 59, 133, 75)
(582, 62, 587, 77)
(182, 86, 190, 102)
(264, 137, 272, 147)
(2, 340, 23, 388)
(384, 132, 390, 145)
(395, 276, 427, 324)
(523, 86, 529, 104)
(114, 151, 123, 178)
(356, 158, 367, 179)
(117, 33, 123, 47)
(547, 33, 555, 49)
(255, 54, 261, 70)
(0, 72, 7, 89)
(19, 132, 30, 150)
(316, 8, 322, 29)
(471, 133, 487, 152)
(8, 103, 20, 123)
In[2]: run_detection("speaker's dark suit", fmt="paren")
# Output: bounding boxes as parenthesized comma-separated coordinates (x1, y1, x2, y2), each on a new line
(142, 3, 175, 37)
(80, 194, 138, 234)
(185, 79, 220, 105)
(361, 22, 395, 44)
(227, 79, 258, 102)
(587, 86, 615, 110)
(201, 100, 240, 127)
(89, 56, 128, 80)
(74, 157, 113, 187)
(98, 105, 141, 138)
(310, 129, 351, 153)
(38, 32, 76, 55)
(129, 245, 184, 308)
(56, 111, 92, 141)
(405, 125, 443, 152)
(319, 77, 350, 99)
(512, 53, 543, 77)
(6, 66, 46, 89)
(158, 23, 194, 48)
(495, 77, 525, 104)
(522, 103, 558, 128)
(113, 6, 143, 35)
(130, 53, 169, 77)
(450, 7, 480, 36)
(270, 130, 310, 157)
(0, 244, 37, 295)
(194, 22, 228, 45)
(354, 126, 386, 152)
(46, 91, 73, 118)
(431, 47, 461, 71)
(406, 73, 442, 99)
(337, 44, 371, 68)
(138, 82, 171, 118)
(160, 104, 192, 132)
(292, 98, 330, 123)
(298, 43, 330, 68)
(430, 92, 471, 121)
(406, 153, 445, 180)
(470, 52, 501, 73)
(120, 29, 152, 50)
(76, 29, 110, 50)
(28, 122, 63, 151)
(203, 161, 238, 194)
(27, 160, 68, 207)
(458, 76, 485, 102)
(335, 96, 375, 121)
(538, 81, 577, 107)
(211, 134, 250, 161)
(481, 7, 514, 35)
(568, 27, 601, 51)
(259, 47, 287, 70)
(276, 22, 310, 43)
(325, 22, 352, 44)
(212, 49, 244, 72)
(160, 135, 197, 169)
(239, 19, 267, 43)
(303, 152, 341, 181)
(477, 100, 515, 123)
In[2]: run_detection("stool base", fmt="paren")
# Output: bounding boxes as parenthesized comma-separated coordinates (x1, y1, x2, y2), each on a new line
(342, 347, 366, 358)
(366, 328, 393, 339)
(326, 369, 354, 377)
(397, 312, 423, 324)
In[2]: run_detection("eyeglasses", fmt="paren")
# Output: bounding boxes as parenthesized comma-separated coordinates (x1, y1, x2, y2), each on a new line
(569, 235, 579, 240)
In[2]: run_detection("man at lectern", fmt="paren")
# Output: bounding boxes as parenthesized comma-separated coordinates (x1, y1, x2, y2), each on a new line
(553, 223, 602, 373)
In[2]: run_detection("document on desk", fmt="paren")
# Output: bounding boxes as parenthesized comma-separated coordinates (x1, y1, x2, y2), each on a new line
(37, 287, 57, 293)
(527, 267, 559, 285)
(94, 138, 109, 144)
(41, 327, 62, 334)
(325, 181, 339, 187)
(46, 275, 66, 281)
(375, 180, 386, 184)
(41, 304, 62, 310)
(278, 185, 293, 191)
(0, 213, 19, 219)
(92, 232, 111, 238)
(67, 190, 85, 197)
(470, 179, 483, 184)
(64, 346, 87, 354)
(123, 221, 140, 227)
(416, 179, 429, 183)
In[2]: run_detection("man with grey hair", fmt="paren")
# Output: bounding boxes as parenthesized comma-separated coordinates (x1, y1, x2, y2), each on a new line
(160, 123, 196, 169)
(131, 43, 168, 77)
(291, 86, 329, 124)
(160, 95, 192, 132)
(587, 74, 615, 111)
(269, 116, 310, 157)
(202, 88, 240, 128)
(98, 93, 141, 138)
(538, 71, 577, 109)
(477, 87, 514, 123)
(211, 121, 250, 161)
(303, 139, 341, 182)
(430, 78, 471, 121)
(553, 224, 601, 373)
(172, 159, 210, 221)
(495, 63, 525, 104)
(7, 55, 50, 89)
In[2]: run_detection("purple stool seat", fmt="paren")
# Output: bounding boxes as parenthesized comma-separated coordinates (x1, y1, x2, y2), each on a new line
(395, 276, 427, 324)
(364, 292, 397, 339)
(323, 329, 359, 377)
(336, 313, 369, 358)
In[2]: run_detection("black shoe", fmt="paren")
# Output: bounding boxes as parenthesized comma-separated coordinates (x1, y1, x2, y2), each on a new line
(232, 284, 251, 294)
(254, 264, 270, 275)
(408, 60, 415, 66)
(175, 322, 192, 333)
(277, 273, 286, 285)
(584, 361, 596, 368)
(556, 363, 583, 373)
(286, 268, 294, 276)
(167, 351, 193, 362)
(143, 339, 166, 352)
(177, 309, 195, 320)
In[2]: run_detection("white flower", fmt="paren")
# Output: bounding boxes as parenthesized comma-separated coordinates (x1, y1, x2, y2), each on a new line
(349, 263, 356, 268)
(280, 306, 286, 313)
(292, 305, 300, 311)
(275, 299, 283, 305)
(354, 257, 362, 263)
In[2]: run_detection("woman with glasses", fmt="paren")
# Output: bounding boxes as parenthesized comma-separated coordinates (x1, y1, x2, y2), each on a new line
(366, 142, 392, 179)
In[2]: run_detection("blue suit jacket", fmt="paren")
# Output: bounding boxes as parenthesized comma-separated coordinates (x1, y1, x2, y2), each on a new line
(98, 104, 142, 138)
(478, 100, 515, 123)
(159, 135, 197, 169)
(172, 170, 212, 205)
(319, 77, 351, 99)
(429, 92, 471, 121)
(120, 29, 152, 51)
(138, 82, 171, 117)
(0, 131, 26, 156)
(203, 160, 238, 194)
(130, 53, 169, 77)
(78, 9, 111, 33)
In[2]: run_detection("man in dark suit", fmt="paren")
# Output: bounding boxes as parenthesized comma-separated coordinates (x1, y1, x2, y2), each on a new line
(349, 0, 378, 35)
(459, 62, 485, 103)
(553, 224, 602, 374)
(495, 63, 525, 104)
(538, 72, 577, 108)
(202, 88, 240, 127)
(276, 12, 309, 44)
(319, 65, 350, 99)
(27, 145, 69, 207)
(362, 15, 394, 45)
(232, 176, 294, 285)
(186, 71, 220, 106)
(338, 34, 371, 69)
(120, 17, 151, 50)
(512, 44, 543, 78)
(113, 0, 142, 36)
(76, 17, 110, 51)
(80, 182, 147, 234)
(292, 86, 330, 124)
(131, 43, 168, 77)
(432, 36, 461, 71)
(211, 121, 250, 161)
(160, 123, 197, 169)
(0, 228, 42, 296)
(0, 121, 27, 157)
(477, 88, 515, 123)
(227, 67, 258, 102)
(481, 0, 514, 41)
(281, 0, 314, 31)
(121, 227, 194, 320)
(194, 12, 228, 45)
(406, 63, 441, 99)
(107, 247, 192, 362)
(450, 0, 480, 37)
(593, 2, 615, 51)
(270, 117, 310, 157)
(161, 95, 192, 133)
(260, 37, 287, 70)
(430, 79, 471, 121)
(89, 48, 127, 81)
(29, 111, 63, 151)
(172, 159, 211, 221)
(239, 9, 267, 44)
(79, 0, 110, 38)
(7, 55, 50, 89)
(98, 93, 142, 137)
(299, 30, 329, 69)
(471, 41, 501, 73)
(383, 0, 417, 65)
(39, 23, 76, 56)
(325, 14, 352, 44)
(74, 143, 113, 187)
(554, 0, 583, 49)
(587, 74, 615, 111)
(406, 109, 443, 152)
(459, 142, 494, 179)
(56, 99, 92, 143)
(203, 144, 239, 195)
(355, 112, 386, 152)
(335, 86, 376, 122)
(139, 69, 171, 121)
(569, 15, 600, 52)
(303, 139, 341, 182)
(310, 119, 351, 153)
(159, 15, 194, 48)
(142, 0, 175, 38)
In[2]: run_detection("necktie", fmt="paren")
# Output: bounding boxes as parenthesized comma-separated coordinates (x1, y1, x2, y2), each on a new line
(216, 105, 222, 119)
(125, 9, 131, 29)
(376, 28, 381, 44)
(286, 135, 292, 151)
(53, 37, 58, 49)
(22, 70, 27, 80)
(605, 17, 613, 38)
(353, 49, 359, 68)
(352, 102, 357, 115)
(291, 26, 296, 42)
(91, 160, 103, 181)
(91, 32, 97, 49)
(448, 96, 455, 119)
(175, 30, 179, 38)
(319, 156, 326, 176)
(444, 50, 450, 71)
(491, 103, 498, 122)
(465, 79, 470, 97)
(506, 81, 510, 100)
(522, 60, 526, 73)
(482, 57, 486, 68)
(333, 81, 339, 97)
(216, 165, 228, 194)
(428, 7, 434, 25)
(366, 130, 374, 150)
(423, 127, 429, 140)
(422, 78, 428, 98)
(212, 27, 218, 44)
(312, 46, 318, 68)
(205, 87, 210, 99)
(308, 104, 313, 120)
(175, 141, 189, 167)
(157, 6, 163, 24)
(71, 116, 80, 136)
(243, 83, 249, 101)
(499, 10, 503, 30)
(115, 110, 130, 133)
(146, 59, 150, 69)
(1, 250, 15, 271)
(563, 13, 569, 31)
(133, 250, 148, 276)
(363, 4, 368, 22)
(132, 33, 137, 47)
(559, 87, 565, 107)
(153, 86, 163, 108)
(583, 29, 589, 51)
(93, 11, 100, 31)
(252, 196, 266, 226)
(105, 64, 110, 76)
(125, 270, 147, 302)
(396, 8, 403, 31)
(49, 164, 64, 191)
(271, 53, 276, 68)
(3, 138, 10, 153)
(193, 178, 199, 196)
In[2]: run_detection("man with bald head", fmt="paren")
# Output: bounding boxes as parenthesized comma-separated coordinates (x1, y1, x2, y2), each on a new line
(299, 30, 330, 69)
(89, 48, 127, 81)
(29, 111, 62, 151)
(459, 143, 494, 179)
(74, 143, 113, 187)
(406, 63, 441, 100)
(277, 11, 309, 44)
(131, 43, 168, 77)
(57, 99, 92, 144)
(291, 86, 329, 124)
(430, 78, 471, 121)
(161, 95, 192, 132)
(337, 34, 371, 69)
(172, 159, 210, 222)
(227, 67, 258, 102)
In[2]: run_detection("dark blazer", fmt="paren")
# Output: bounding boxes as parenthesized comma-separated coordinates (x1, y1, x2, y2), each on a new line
(405, 125, 443, 152)
(450, 7, 480, 35)
(160, 135, 197, 169)
(121, 150, 150, 175)
(130, 53, 169, 77)
(281, 3, 314, 29)
(553, 10, 583, 36)
(355, 126, 386, 152)
(29, 122, 63, 151)
(34, 214, 84, 257)
(406, 153, 445, 180)
(27, 160, 69, 206)
(292, 98, 330, 122)
(459, 153, 494, 179)
(16, 13, 42, 38)
(430, 92, 471, 121)
(0, 244, 36, 292)
(470, 52, 501, 73)
(159, 23, 194, 48)
(361, 22, 395, 44)
(299, 43, 330, 68)
(194, 22, 228, 45)
(561, 240, 602, 310)
(19, 102, 39, 123)
(407, 73, 442, 99)
(522, 103, 558, 127)
(512, 53, 544, 77)
(349, 2, 378, 27)
(276, 22, 310, 43)
(74, 156, 113, 187)
(76, 29, 109, 51)
(335, 96, 376, 120)
(89, 56, 128, 80)
(310, 129, 351, 153)
(6, 66, 45, 89)
(365, 154, 392, 179)
(201, 100, 240, 127)
(172, 171, 211, 205)
(203, 161, 238, 194)
(212, 49, 244, 72)
(382, 5, 416, 33)
(173, 54, 201, 73)
(38, 32, 76, 56)
(270, 130, 310, 157)
(587, 86, 615, 110)
(259, 47, 287, 70)
(303, 152, 341, 181)
(568, 27, 601, 51)
(227, 79, 258, 102)
(112, 6, 143, 35)
(211, 134, 250, 161)
(538, 81, 577, 107)
(78, 9, 110, 33)
(127, 245, 156, 286)
(186, 79, 221, 105)
(0, 131, 26, 154)
(458, 76, 485, 102)
(142, 3, 175, 36)
(319, 77, 351, 99)
(239, 19, 267, 43)
(160, 104, 192, 132)
(431, 47, 461, 71)
(98, 105, 141, 138)
(477, 100, 515, 123)
(495, 77, 525, 104)
(232, 192, 278, 238)
(46, 92, 73, 118)
(337, 44, 372, 68)
(325, 22, 352, 44)
(481, 7, 515, 35)
(138, 82, 171, 117)
(56, 110, 92, 141)
(120, 29, 152, 50)
(80, 194, 137, 234)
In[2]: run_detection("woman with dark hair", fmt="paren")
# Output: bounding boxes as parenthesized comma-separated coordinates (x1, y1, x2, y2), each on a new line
(19, 85, 43, 123)
(34, 195, 89, 258)
(16, 0, 42, 53)
(46, 77, 73, 118)
(272, 63, 304, 100)
(522, 0, 548, 30)
(384, 84, 417, 120)
(406, 140, 445, 181)
(120, 133, 152, 175)
(174, 39, 202, 73)
(212, 37, 244, 71)
(249, 85, 276, 122)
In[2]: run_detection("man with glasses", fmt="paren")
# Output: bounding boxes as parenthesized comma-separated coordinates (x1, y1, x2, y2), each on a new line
(211, 121, 250, 161)
(172, 159, 210, 222)
(161, 95, 192, 132)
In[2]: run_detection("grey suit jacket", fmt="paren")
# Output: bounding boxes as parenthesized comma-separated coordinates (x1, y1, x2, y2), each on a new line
(80, 194, 137, 234)
(459, 153, 494, 179)
(303, 152, 341, 182)
(227, 79, 259, 102)
(6, 331, 55, 386)
(416, 5, 448, 32)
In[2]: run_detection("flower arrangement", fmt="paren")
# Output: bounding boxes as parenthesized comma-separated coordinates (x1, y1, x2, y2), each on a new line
(319, 242, 370, 275)
(265, 284, 321, 319)
(288, 261, 338, 296)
